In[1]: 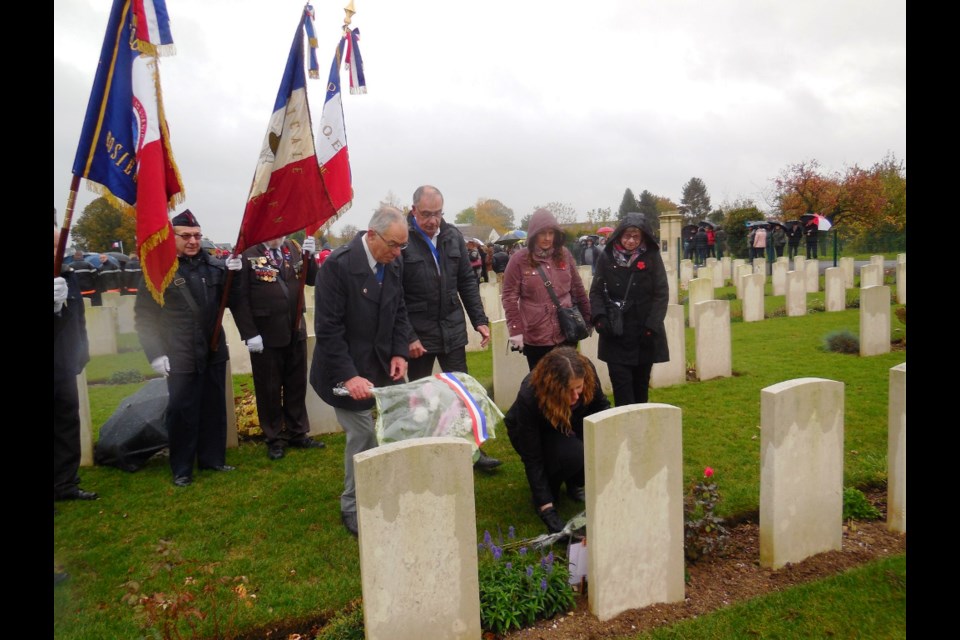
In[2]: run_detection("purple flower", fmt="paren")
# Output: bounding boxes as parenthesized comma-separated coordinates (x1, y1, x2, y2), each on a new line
(526, 566, 534, 578)
(492, 545, 502, 561)
(505, 562, 513, 570)
(540, 578, 548, 591)
(508, 526, 515, 539)
(519, 547, 527, 556)
(483, 531, 492, 548)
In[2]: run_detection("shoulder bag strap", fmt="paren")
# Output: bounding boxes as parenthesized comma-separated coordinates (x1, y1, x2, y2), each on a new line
(535, 265, 563, 309)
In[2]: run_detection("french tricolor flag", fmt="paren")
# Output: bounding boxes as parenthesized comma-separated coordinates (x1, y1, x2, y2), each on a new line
(236, 11, 334, 254)
(308, 36, 355, 235)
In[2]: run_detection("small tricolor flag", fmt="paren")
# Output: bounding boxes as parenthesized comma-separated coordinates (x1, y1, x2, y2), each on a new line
(434, 372, 490, 447)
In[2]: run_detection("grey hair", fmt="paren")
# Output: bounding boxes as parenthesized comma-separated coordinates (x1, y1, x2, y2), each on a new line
(412, 185, 443, 207)
(369, 205, 406, 234)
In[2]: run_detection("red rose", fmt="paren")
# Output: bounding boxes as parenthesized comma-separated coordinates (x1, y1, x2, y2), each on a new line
(636, 261, 646, 270)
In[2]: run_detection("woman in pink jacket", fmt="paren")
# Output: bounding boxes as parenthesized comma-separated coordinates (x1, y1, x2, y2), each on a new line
(501, 209, 591, 370)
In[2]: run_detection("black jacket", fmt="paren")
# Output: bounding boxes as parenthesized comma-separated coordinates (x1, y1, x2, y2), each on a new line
(135, 252, 235, 373)
(309, 232, 411, 411)
(504, 368, 610, 507)
(589, 213, 670, 365)
(54, 271, 89, 377)
(401, 216, 488, 354)
(232, 239, 318, 348)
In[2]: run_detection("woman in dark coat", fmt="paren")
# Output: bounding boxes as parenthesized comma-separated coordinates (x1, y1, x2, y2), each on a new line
(589, 212, 669, 406)
(504, 347, 610, 533)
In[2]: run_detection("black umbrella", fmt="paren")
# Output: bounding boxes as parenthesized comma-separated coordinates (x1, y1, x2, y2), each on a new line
(106, 251, 131, 265)
(697, 220, 716, 229)
(94, 379, 169, 472)
(682, 224, 699, 239)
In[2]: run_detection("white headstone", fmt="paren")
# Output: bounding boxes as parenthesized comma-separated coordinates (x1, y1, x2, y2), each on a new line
(733, 264, 749, 300)
(355, 438, 481, 640)
(839, 257, 855, 289)
(679, 259, 694, 289)
(793, 255, 806, 275)
(859, 264, 882, 288)
(85, 305, 118, 356)
(895, 261, 906, 305)
(479, 281, 503, 322)
(464, 299, 485, 353)
(304, 334, 344, 435)
(491, 319, 528, 410)
(804, 260, 819, 293)
(711, 259, 724, 289)
(888, 363, 906, 533)
(896, 253, 906, 264)
(665, 266, 678, 305)
(721, 256, 732, 282)
(578, 265, 593, 293)
(650, 305, 686, 389)
(870, 255, 885, 270)
(760, 377, 844, 569)
(114, 295, 137, 334)
(824, 267, 845, 312)
(753, 261, 766, 277)
(771, 261, 788, 296)
(584, 404, 685, 620)
(580, 331, 612, 395)
(693, 300, 731, 381)
(221, 309, 252, 375)
(859, 286, 891, 356)
(742, 273, 765, 322)
(785, 270, 806, 317)
(687, 278, 714, 329)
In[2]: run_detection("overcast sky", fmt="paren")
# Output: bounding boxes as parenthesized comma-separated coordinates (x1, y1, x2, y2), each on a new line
(54, 0, 906, 246)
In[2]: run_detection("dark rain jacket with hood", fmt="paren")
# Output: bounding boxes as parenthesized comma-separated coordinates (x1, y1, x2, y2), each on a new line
(588, 213, 669, 365)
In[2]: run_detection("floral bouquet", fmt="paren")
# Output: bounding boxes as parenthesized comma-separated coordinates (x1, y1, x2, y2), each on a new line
(372, 372, 501, 461)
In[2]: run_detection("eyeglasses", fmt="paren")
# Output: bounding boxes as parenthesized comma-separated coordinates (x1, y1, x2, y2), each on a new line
(375, 230, 408, 250)
(176, 233, 203, 241)
(416, 209, 444, 219)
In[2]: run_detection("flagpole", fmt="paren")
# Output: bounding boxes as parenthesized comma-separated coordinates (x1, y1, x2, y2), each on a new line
(55, 176, 82, 277)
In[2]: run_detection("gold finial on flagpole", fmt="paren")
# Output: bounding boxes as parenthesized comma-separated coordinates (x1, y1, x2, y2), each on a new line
(343, 1, 356, 29)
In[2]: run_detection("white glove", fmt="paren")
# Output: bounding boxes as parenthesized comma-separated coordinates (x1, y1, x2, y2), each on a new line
(225, 255, 243, 271)
(302, 236, 316, 254)
(509, 335, 524, 350)
(246, 335, 264, 353)
(150, 356, 171, 377)
(54, 277, 68, 313)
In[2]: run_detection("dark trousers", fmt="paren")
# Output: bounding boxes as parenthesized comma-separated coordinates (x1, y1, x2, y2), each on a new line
(539, 428, 585, 504)
(523, 341, 577, 372)
(53, 372, 81, 498)
(407, 346, 469, 381)
(165, 361, 228, 478)
(806, 241, 818, 259)
(251, 340, 309, 444)
(607, 361, 654, 406)
(788, 243, 799, 259)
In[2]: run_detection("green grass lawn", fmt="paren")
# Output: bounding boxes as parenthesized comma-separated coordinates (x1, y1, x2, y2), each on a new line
(58, 298, 906, 639)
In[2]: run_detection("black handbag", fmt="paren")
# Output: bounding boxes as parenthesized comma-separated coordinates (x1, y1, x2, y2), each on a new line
(602, 272, 635, 338)
(535, 266, 589, 342)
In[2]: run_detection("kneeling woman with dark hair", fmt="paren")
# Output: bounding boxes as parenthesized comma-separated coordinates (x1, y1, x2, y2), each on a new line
(504, 347, 611, 533)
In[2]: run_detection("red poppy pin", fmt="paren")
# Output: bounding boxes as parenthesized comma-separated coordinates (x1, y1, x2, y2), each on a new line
(636, 261, 646, 270)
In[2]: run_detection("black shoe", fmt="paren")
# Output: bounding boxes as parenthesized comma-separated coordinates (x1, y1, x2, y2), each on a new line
(538, 506, 567, 534)
(54, 572, 70, 586)
(473, 450, 502, 470)
(567, 485, 586, 503)
(268, 444, 285, 460)
(289, 438, 325, 449)
(341, 511, 359, 537)
(54, 488, 99, 502)
(201, 465, 236, 472)
(173, 476, 192, 487)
